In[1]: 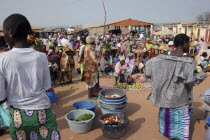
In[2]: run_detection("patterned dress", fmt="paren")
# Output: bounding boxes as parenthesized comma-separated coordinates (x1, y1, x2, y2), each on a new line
(83, 44, 99, 87)
(60, 51, 75, 83)
(83, 44, 100, 97)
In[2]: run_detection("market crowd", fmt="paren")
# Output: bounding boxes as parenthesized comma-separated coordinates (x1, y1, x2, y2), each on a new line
(0, 13, 210, 140)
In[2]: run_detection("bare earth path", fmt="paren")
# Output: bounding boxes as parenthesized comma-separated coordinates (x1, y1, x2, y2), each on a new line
(0, 51, 209, 140)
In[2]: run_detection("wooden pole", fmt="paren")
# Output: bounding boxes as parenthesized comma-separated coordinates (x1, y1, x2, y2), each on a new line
(102, 0, 107, 38)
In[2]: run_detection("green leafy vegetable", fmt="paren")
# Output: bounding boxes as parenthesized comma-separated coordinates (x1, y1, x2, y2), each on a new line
(75, 113, 93, 121)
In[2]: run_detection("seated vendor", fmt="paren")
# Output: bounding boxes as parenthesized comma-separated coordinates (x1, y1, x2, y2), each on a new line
(125, 53, 135, 74)
(198, 52, 210, 69)
(114, 57, 128, 85)
(99, 53, 112, 75)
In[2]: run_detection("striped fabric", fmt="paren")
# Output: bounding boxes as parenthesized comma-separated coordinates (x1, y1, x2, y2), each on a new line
(159, 105, 190, 140)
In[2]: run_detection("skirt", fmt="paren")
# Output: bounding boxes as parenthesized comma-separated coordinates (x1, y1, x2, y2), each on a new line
(9, 107, 60, 140)
(159, 105, 190, 140)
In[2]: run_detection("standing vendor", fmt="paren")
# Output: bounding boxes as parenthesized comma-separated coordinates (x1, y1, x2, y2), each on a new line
(82, 36, 100, 99)
(145, 38, 154, 58)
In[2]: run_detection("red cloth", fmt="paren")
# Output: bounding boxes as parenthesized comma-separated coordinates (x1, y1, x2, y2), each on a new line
(43, 51, 48, 55)
(169, 45, 175, 50)
(54, 52, 59, 55)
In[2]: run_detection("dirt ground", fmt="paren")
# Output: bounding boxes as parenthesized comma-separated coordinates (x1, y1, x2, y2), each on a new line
(0, 48, 210, 140)
(0, 68, 209, 140)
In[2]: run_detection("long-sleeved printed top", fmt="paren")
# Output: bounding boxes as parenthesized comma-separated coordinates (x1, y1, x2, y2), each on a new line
(146, 53, 207, 108)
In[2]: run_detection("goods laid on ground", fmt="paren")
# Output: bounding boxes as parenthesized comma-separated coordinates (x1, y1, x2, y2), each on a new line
(99, 113, 129, 139)
(116, 83, 143, 90)
(98, 88, 127, 114)
(102, 116, 125, 127)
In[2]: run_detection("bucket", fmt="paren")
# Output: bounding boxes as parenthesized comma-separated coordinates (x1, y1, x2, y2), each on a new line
(48, 90, 57, 103)
(72, 100, 98, 112)
(99, 113, 129, 139)
(65, 110, 95, 134)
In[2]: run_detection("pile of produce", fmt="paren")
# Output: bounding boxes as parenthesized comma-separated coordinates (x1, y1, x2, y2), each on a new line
(102, 116, 125, 127)
(116, 83, 143, 90)
(74, 113, 93, 122)
(105, 94, 121, 98)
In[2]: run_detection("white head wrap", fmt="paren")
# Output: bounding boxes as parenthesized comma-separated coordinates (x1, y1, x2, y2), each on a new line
(86, 36, 95, 44)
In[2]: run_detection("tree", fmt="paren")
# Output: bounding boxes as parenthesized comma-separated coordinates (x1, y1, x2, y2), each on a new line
(196, 10, 210, 21)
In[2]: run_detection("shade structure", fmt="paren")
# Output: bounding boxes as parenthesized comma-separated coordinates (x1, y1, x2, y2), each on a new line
(153, 28, 177, 36)
(31, 26, 44, 32)
(105, 19, 153, 26)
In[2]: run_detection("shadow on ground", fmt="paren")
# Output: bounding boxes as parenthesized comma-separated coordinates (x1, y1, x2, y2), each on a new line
(190, 102, 204, 139)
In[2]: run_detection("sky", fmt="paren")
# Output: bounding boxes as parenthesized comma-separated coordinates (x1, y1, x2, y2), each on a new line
(0, 0, 209, 27)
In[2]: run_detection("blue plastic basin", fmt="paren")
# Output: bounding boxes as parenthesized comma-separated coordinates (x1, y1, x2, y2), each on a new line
(72, 100, 98, 112)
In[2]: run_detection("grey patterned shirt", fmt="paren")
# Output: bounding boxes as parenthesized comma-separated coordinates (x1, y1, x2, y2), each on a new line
(146, 53, 207, 108)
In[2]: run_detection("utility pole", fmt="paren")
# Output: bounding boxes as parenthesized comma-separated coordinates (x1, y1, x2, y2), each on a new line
(102, 0, 106, 38)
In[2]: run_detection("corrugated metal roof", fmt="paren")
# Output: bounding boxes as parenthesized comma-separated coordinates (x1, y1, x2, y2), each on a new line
(105, 19, 153, 26)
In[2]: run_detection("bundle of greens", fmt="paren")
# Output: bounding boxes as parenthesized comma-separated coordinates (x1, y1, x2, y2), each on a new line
(75, 113, 93, 121)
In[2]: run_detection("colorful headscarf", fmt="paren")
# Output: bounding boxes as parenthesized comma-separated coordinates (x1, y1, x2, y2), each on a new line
(27, 35, 36, 41)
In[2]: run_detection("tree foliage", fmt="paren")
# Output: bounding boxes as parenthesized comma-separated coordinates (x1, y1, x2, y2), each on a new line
(196, 10, 210, 21)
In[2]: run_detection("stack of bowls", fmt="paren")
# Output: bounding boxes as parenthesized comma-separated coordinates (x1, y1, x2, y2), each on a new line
(98, 88, 127, 114)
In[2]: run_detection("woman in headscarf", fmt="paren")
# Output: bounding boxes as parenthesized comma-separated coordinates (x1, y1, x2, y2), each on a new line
(125, 53, 135, 74)
(146, 34, 208, 140)
(82, 36, 100, 99)
(60, 40, 75, 85)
